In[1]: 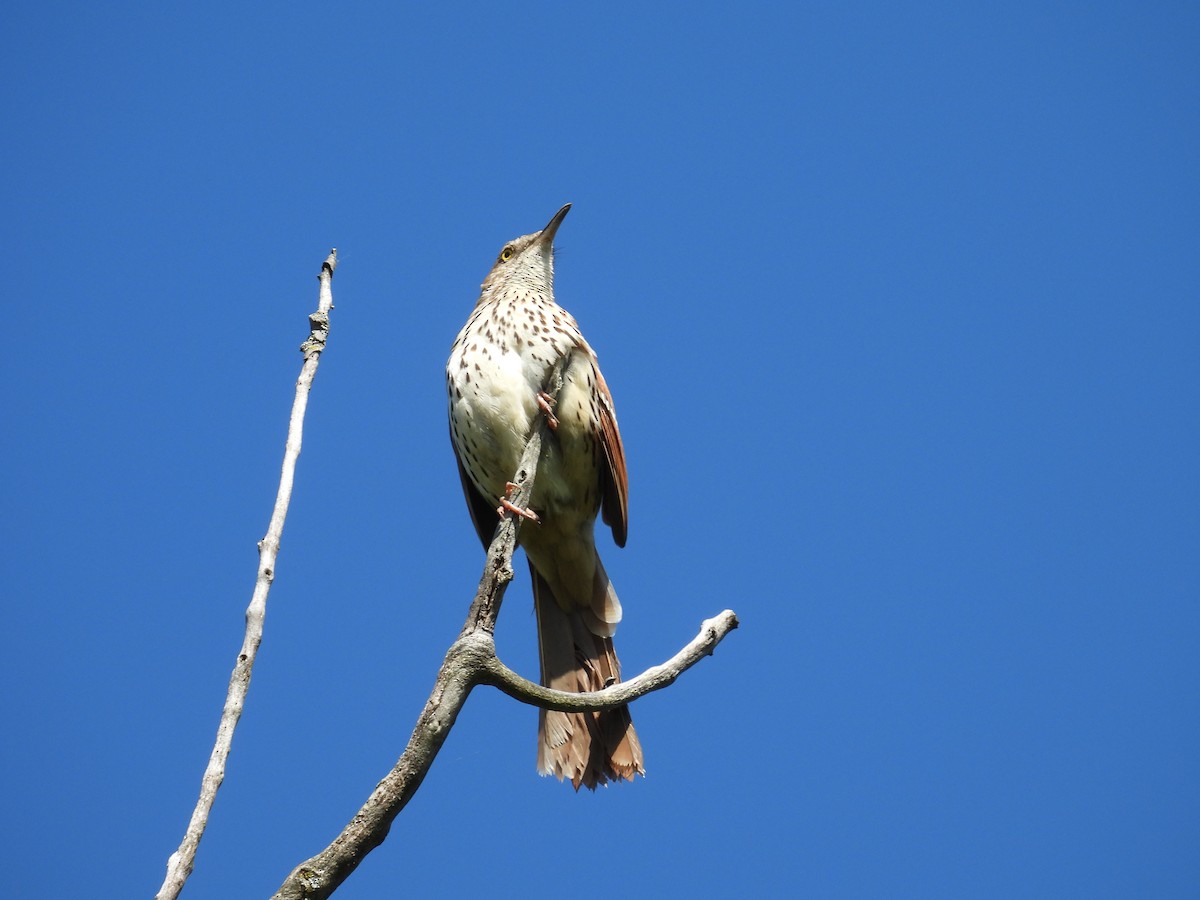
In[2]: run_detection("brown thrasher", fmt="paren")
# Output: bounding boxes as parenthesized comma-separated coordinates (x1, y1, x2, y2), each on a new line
(446, 203, 644, 789)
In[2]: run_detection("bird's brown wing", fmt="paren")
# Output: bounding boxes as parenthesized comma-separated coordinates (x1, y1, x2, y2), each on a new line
(451, 429, 499, 550)
(591, 359, 629, 548)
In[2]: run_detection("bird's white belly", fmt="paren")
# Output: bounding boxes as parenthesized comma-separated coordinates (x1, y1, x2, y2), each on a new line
(448, 340, 598, 524)
(448, 345, 536, 498)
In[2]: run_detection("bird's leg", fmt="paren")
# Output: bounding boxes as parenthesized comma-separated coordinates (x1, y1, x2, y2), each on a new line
(536, 391, 559, 430)
(497, 481, 540, 523)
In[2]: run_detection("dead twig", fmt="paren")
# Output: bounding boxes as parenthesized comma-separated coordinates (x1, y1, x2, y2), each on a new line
(156, 250, 338, 900)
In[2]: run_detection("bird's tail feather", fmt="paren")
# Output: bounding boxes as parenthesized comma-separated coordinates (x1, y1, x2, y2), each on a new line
(531, 559, 644, 790)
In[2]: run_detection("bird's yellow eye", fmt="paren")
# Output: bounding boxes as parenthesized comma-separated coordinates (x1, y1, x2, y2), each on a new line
(499, 246, 514, 261)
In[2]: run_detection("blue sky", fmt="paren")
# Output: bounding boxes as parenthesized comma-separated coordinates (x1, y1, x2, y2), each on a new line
(3, 2, 1197, 897)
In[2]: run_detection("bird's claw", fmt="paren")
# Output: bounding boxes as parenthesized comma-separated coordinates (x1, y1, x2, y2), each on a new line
(537, 391, 559, 430)
(497, 482, 540, 522)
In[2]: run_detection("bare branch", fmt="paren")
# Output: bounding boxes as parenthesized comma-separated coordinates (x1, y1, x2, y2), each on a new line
(156, 250, 338, 900)
(482, 610, 739, 711)
(270, 353, 571, 900)
(270, 345, 739, 899)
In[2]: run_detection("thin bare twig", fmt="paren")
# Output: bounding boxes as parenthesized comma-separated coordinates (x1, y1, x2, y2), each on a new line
(482, 610, 739, 711)
(271, 349, 738, 900)
(156, 250, 338, 900)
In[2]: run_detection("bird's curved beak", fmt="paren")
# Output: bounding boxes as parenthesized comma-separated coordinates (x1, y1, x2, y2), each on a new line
(538, 203, 571, 245)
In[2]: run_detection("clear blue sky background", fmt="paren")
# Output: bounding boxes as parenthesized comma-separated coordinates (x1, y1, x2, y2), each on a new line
(3, 3, 1196, 897)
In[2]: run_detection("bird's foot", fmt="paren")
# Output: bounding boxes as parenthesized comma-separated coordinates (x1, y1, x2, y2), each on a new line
(536, 391, 559, 430)
(497, 482, 540, 522)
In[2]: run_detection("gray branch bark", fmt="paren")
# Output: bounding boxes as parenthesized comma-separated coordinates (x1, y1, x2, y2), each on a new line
(271, 353, 739, 900)
(156, 251, 339, 900)
(482, 610, 739, 711)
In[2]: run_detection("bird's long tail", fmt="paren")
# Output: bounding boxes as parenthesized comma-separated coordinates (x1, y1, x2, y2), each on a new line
(531, 555, 644, 790)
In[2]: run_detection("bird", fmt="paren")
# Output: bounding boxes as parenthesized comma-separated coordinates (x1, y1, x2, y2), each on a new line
(446, 203, 644, 789)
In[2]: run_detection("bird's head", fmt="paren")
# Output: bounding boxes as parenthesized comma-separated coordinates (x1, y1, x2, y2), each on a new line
(478, 203, 571, 301)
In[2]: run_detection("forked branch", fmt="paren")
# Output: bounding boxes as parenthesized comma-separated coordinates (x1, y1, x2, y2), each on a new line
(272, 350, 738, 899)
